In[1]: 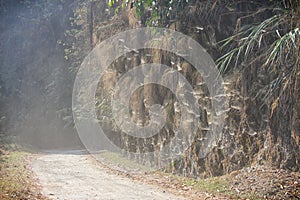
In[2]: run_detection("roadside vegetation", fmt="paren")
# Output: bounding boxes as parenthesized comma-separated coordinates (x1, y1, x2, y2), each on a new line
(94, 150, 300, 199)
(92, 151, 264, 199)
(0, 135, 46, 200)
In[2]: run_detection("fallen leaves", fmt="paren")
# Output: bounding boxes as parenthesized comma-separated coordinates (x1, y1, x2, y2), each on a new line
(0, 149, 48, 200)
(230, 165, 300, 199)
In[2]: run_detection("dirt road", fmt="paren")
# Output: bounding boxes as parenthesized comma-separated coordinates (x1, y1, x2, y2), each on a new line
(31, 150, 184, 200)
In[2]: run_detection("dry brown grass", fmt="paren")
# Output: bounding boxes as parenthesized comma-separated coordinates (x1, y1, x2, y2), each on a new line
(0, 135, 47, 200)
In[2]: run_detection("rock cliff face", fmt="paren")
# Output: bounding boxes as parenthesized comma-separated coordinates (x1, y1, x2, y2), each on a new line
(69, 1, 299, 177)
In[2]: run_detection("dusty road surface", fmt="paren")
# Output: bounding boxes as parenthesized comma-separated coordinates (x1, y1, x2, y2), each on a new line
(31, 150, 184, 200)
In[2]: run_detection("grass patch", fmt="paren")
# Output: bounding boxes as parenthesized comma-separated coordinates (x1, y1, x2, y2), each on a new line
(192, 177, 229, 193)
(190, 176, 261, 199)
(157, 172, 261, 199)
(0, 134, 46, 199)
(187, 176, 260, 199)
(1, 151, 28, 197)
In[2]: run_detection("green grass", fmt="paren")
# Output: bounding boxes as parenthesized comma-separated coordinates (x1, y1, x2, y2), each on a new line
(182, 176, 261, 199)
(192, 177, 229, 193)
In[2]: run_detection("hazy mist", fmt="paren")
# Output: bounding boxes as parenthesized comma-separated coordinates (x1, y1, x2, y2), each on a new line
(0, 0, 82, 149)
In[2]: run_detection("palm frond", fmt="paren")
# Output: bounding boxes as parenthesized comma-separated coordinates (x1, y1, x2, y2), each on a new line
(265, 27, 300, 66)
(217, 15, 280, 73)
